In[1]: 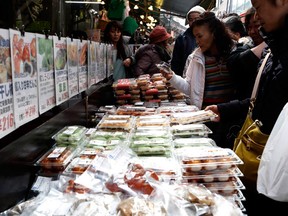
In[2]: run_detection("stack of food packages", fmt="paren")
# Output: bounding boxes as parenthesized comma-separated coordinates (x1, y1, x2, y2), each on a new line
(38, 125, 88, 173)
(25, 105, 246, 215)
(112, 74, 186, 105)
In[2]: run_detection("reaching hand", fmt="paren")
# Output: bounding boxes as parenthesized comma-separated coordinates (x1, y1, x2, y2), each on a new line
(159, 68, 174, 80)
(205, 105, 221, 122)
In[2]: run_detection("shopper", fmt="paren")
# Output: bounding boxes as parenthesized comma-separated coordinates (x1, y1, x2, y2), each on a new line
(129, 25, 172, 77)
(161, 12, 239, 147)
(220, 8, 267, 148)
(244, 7, 263, 47)
(227, 7, 267, 101)
(223, 14, 254, 47)
(205, 0, 288, 214)
(171, 5, 205, 77)
(103, 20, 133, 81)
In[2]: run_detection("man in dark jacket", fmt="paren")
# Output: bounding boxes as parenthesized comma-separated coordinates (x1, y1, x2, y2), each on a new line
(171, 5, 205, 76)
(205, 0, 288, 214)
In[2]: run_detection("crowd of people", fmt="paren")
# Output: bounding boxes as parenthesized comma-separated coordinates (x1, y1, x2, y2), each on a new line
(103, 0, 288, 215)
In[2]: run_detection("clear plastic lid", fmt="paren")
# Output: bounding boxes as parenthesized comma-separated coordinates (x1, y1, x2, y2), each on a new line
(38, 146, 78, 171)
(182, 165, 243, 177)
(175, 147, 243, 171)
(181, 167, 243, 184)
(52, 125, 87, 146)
(112, 78, 137, 90)
(131, 145, 171, 156)
(98, 105, 117, 114)
(87, 138, 123, 151)
(156, 105, 199, 115)
(97, 115, 134, 131)
(116, 106, 156, 116)
(135, 114, 170, 127)
(64, 156, 93, 174)
(88, 130, 128, 140)
(181, 176, 245, 191)
(131, 137, 172, 147)
(173, 137, 216, 148)
(171, 124, 213, 138)
(170, 110, 218, 124)
(77, 147, 103, 159)
(210, 188, 246, 201)
(132, 126, 171, 139)
(137, 156, 181, 178)
(102, 114, 132, 120)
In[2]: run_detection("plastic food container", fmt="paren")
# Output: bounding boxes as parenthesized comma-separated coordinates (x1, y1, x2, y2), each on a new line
(64, 156, 94, 174)
(53, 125, 87, 146)
(173, 137, 216, 148)
(175, 147, 243, 172)
(171, 124, 213, 138)
(170, 110, 218, 125)
(97, 115, 134, 131)
(138, 156, 181, 181)
(181, 166, 243, 183)
(116, 106, 156, 116)
(135, 115, 170, 127)
(156, 105, 199, 115)
(98, 105, 117, 114)
(38, 146, 77, 172)
(181, 176, 245, 193)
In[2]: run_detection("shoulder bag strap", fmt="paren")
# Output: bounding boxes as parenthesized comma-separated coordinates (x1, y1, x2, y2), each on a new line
(251, 50, 271, 100)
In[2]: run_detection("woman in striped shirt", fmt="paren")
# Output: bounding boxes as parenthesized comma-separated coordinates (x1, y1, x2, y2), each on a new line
(162, 12, 242, 147)
(165, 11, 237, 109)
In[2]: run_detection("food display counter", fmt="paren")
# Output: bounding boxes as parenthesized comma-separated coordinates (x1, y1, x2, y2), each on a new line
(0, 76, 246, 215)
(0, 80, 114, 211)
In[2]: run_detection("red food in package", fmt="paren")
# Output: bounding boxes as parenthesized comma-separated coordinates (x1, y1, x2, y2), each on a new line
(124, 163, 159, 195)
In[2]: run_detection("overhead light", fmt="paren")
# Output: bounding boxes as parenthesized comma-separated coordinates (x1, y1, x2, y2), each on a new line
(65, 1, 104, 4)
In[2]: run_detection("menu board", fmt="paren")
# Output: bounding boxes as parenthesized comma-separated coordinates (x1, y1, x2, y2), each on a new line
(67, 38, 79, 98)
(0, 28, 15, 138)
(36, 34, 55, 114)
(53, 36, 68, 105)
(10, 29, 39, 128)
(88, 41, 97, 87)
(78, 39, 88, 93)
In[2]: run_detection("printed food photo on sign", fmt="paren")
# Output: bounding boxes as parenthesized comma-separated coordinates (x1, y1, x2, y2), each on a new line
(79, 42, 87, 66)
(67, 43, 77, 67)
(12, 34, 36, 77)
(55, 47, 67, 70)
(38, 37, 53, 71)
(0, 35, 11, 83)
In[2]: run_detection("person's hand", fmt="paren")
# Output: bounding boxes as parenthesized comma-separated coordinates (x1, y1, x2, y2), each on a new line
(159, 68, 174, 80)
(205, 105, 221, 122)
(123, 58, 131, 67)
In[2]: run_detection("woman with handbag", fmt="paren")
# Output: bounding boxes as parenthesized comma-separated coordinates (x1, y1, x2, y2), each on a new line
(205, 0, 288, 214)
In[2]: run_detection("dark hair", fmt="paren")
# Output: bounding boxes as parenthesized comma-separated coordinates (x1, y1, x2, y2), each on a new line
(103, 21, 128, 60)
(244, 7, 256, 30)
(192, 12, 234, 58)
(223, 15, 248, 37)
